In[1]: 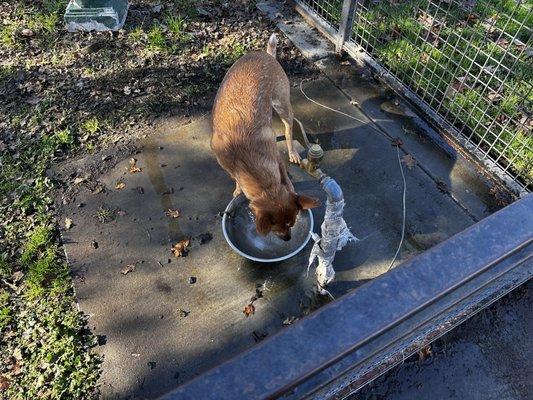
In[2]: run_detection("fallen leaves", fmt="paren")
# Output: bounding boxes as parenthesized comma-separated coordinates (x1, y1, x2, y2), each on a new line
(64, 218, 73, 230)
(0, 375, 10, 390)
(171, 238, 190, 257)
(401, 154, 416, 169)
(418, 345, 432, 361)
(165, 209, 180, 219)
(243, 303, 255, 317)
(121, 264, 135, 275)
(115, 181, 126, 190)
(487, 91, 502, 102)
(391, 137, 403, 147)
(128, 158, 142, 173)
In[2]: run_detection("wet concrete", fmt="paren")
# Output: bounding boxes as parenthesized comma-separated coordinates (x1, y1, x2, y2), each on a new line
(354, 280, 533, 400)
(54, 77, 494, 399)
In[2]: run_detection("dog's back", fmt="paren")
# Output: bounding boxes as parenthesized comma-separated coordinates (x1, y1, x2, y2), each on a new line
(211, 51, 287, 199)
(212, 51, 283, 143)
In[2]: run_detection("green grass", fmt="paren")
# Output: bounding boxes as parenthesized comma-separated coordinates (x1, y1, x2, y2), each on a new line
(147, 25, 167, 50)
(352, 0, 532, 187)
(0, 119, 100, 397)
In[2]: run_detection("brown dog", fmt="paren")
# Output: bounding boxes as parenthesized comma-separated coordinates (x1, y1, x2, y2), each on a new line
(211, 34, 319, 241)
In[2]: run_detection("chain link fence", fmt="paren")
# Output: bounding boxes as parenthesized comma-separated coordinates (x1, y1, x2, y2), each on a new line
(294, 0, 532, 195)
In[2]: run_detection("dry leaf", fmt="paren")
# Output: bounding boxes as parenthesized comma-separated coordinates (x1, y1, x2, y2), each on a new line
(115, 181, 126, 190)
(495, 38, 509, 48)
(65, 217, 73, 230)
(165, 209, 181, 219)
(391, 137, 403, 147)
(420, 52, 430, 63)
(73, 176, 85, 185)
(402, 154, 416, 169)
(243, 303, 255, 317)
(128, 158, 142, 173)
(171, 238, 190, 257)
(418, 345, 432, 361)
(487, 91, 502, 102)
(20, 28, 34, 38)
(0, 375, 10, 390)
(121, 264, 135, 275)
(283, 316, 297, 326)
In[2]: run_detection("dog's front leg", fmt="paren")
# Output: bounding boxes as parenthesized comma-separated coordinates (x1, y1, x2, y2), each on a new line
(233, 181, 242, 198)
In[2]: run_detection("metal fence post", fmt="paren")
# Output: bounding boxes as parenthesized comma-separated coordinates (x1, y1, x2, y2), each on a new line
(336, 0, 357, 52)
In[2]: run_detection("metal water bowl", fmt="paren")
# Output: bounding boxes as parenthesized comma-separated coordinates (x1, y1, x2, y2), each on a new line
(222, 196, 313, 262)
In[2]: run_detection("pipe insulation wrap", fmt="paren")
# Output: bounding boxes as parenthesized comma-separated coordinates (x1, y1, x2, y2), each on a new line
(309, 177, 358, 294)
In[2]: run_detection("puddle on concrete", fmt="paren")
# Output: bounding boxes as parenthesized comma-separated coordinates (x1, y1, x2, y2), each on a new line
(143, 137, 185, 243)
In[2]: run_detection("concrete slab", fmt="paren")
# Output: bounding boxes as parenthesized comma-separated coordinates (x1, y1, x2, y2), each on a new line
(257, 1, 334, 62)
(55, 77, 487, 399)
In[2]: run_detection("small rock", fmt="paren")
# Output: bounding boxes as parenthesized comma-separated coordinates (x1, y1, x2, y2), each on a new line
(20, 28, 35, 38)
(65, 217, 73, 230)
(177, 309, 190, 318)
(188, 276, 197, 284)
(147, 361, 156, 370)
(91, 240, 99, 249)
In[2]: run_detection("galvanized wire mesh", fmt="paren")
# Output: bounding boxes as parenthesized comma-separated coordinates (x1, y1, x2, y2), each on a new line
(298, 0, 343, 29)
(295, 0, 532, 192)
(350, 0, 532, 191)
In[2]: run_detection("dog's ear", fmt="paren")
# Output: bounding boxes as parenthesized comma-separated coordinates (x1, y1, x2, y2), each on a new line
(296, 194, 321, 210)
(255, 210, 272, 236)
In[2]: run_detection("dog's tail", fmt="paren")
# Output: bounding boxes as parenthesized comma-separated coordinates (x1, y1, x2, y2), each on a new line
(267, 33, 277, 58)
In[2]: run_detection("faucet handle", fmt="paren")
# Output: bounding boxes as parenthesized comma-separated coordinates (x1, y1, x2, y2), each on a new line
(307, 144, 324, 169)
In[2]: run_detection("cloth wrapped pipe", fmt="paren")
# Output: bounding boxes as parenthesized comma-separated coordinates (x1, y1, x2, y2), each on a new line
(308, 176, 358, 295)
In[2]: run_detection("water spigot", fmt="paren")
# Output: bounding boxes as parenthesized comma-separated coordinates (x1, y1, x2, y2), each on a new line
(307, 144, 324, 171)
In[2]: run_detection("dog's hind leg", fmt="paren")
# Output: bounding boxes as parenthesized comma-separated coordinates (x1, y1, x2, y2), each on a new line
(272, 81, 301, 164)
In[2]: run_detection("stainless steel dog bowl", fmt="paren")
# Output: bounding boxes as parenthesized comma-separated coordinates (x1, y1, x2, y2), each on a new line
(222, 196, 314, 262)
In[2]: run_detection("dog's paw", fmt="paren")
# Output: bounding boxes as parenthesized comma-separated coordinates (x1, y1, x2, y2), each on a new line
(289, 150, 301, 164)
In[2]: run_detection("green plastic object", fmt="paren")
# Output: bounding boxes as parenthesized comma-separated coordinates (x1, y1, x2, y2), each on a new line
(64, 0, 129, 32)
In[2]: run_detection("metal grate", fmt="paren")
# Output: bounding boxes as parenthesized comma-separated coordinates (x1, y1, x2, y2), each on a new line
(298, 0, 343, 29)
(295, 0, 532, 194)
